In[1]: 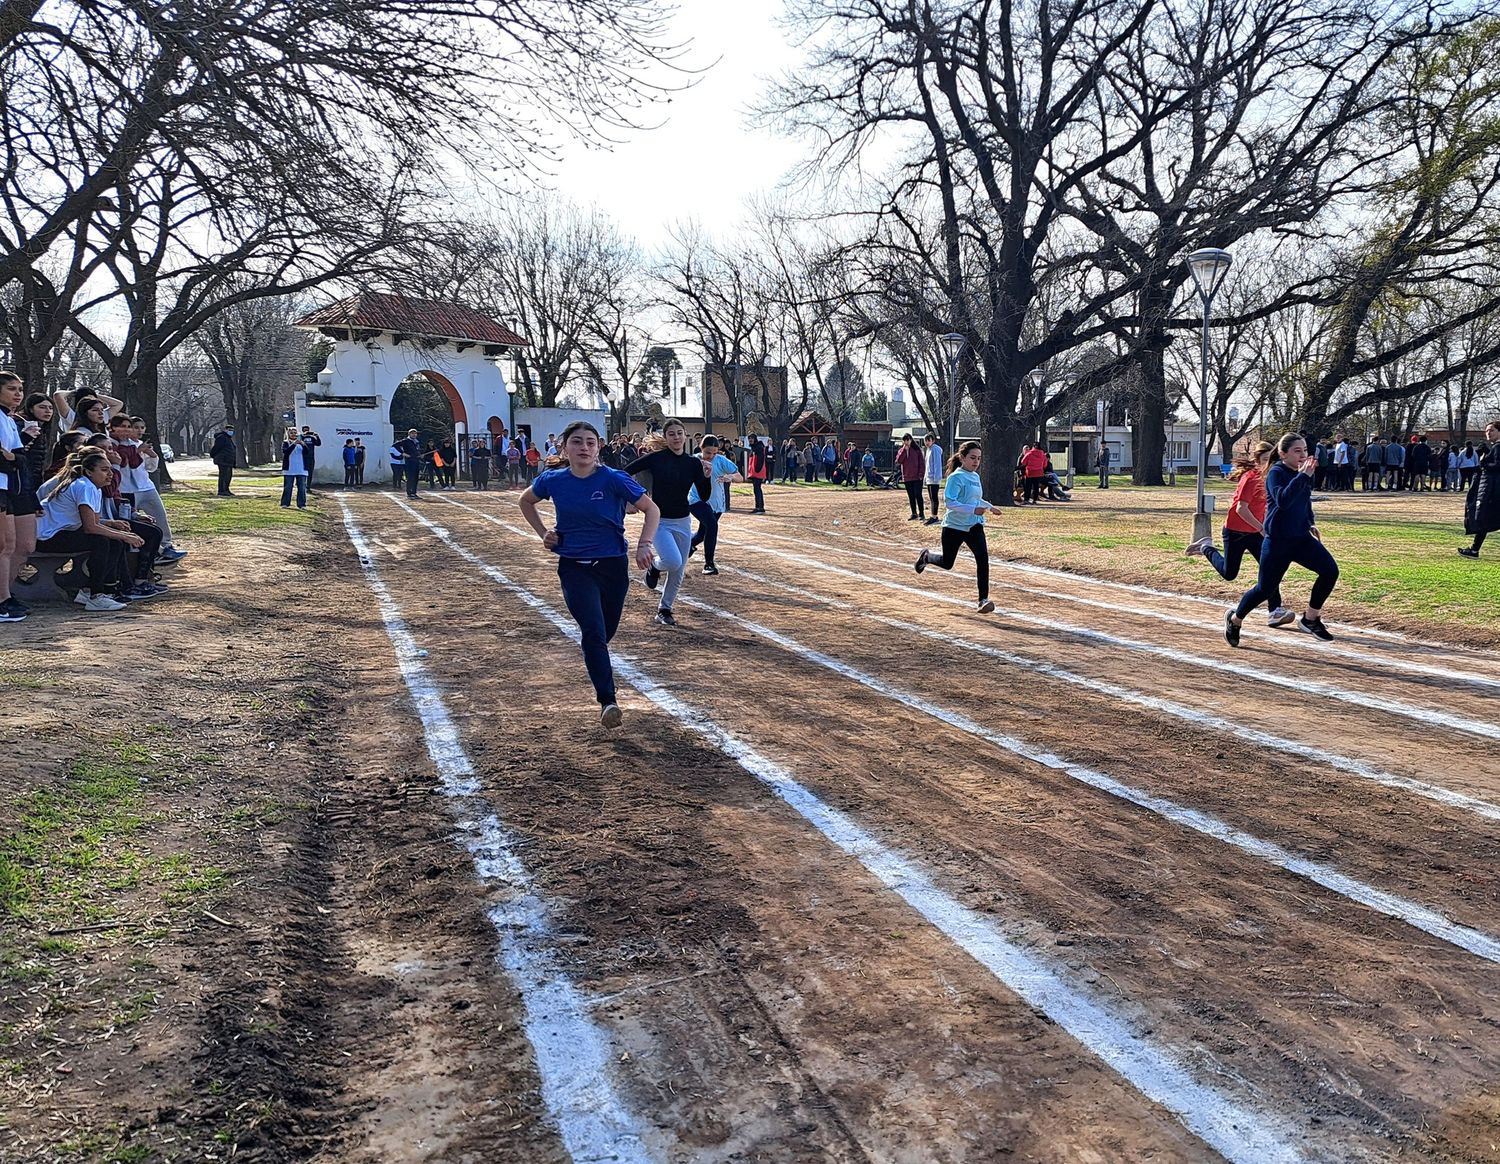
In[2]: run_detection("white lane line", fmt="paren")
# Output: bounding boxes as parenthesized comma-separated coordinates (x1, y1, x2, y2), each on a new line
(399, 497, 1319, 1164)
(339, 499, 654, 1164)
(746, 509, 1420, 645)
(448, 500, 1500, 967)
(739, 525, 1500, 694)
(718, 534, 1500, 743)
(713, 563, 1500, 826)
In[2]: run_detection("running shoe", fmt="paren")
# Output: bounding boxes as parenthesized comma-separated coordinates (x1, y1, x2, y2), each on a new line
(702, 565, 719, 575)
(908, 514, 921, 521)
(645, 566, 661, 590)
(1183, 537, 1213, 557)
(1300, 616, 1334, 641)
(654, 608, 676, 627)
(158, 547, 188, 563)
(2, 596, 30, 616)
(75, 591, 127, 612)
(0, 600, 27, 623)
(600, 703, 623, 729)
(914, 549, 929, 574)
(123, 583, 166, 601)
(1224, 610, 1241, 648)
(1458, 546, 1480, 558)
(1267, 607, 1296, 628)
(924, 517, 939, 525)
(977, 599, 995, 614)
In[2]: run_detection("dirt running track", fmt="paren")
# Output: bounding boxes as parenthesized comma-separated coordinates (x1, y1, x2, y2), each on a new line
(12, 482, 1497, 1162)
(327, 481, 1500, 1163)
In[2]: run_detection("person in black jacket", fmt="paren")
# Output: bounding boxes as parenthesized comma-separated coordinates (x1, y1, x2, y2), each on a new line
(624, 417, 710, 626)
(398, 428, 422, 498)
(209, 425, 238, 496)
(298, 426, 322, 488)
(1459, 420, 1500, 558)
(1226, 432, 1340, 646)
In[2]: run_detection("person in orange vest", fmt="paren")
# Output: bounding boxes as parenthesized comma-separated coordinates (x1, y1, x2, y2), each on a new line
(746, 436, 769, 512)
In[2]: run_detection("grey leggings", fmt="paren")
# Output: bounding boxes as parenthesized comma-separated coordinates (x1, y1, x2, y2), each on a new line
(653, 516, 692, 610)
(132, 489, 175, 548)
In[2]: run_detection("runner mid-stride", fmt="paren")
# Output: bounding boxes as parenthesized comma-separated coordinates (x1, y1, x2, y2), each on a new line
(625, 418, 712, 627)
(519, 421, 661, 728)
(914, 440, 996, 614)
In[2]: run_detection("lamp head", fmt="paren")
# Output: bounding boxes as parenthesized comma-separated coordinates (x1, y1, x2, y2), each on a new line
(939, 332, 966, 363)
(1187, 248, 1233, 303)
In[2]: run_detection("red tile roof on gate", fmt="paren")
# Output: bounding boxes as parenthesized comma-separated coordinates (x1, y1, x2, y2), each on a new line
(294, 291, 529, 347)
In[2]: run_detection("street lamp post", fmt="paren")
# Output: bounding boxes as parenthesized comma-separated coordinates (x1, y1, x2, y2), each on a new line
(1187, 247, 1233, 543)
(940, 332, 965, 456)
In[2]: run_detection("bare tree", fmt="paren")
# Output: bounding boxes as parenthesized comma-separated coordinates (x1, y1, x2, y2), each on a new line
(194, 295, 310, 466)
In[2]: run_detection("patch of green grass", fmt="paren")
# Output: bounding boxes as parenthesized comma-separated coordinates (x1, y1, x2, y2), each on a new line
(111, 990, 159, 1028)
(159, 484, 315, 536)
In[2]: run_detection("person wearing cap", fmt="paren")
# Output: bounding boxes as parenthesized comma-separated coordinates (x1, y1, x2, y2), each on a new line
(398, 428, 422, 498)
(210, 423, 238, 496)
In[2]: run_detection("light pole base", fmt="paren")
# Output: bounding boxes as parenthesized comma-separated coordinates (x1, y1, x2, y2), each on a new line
(1192, 510, 1213, 544)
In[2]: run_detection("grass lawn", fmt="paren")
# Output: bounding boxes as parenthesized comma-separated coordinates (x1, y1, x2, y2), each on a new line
(158, 469, 314, 536)
(973, 477, 1496, 643)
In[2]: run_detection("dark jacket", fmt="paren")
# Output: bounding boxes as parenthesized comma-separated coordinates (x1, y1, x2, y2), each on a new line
(210, 431, 237, 467)
(1465, 445, 1500, 536)
(1263, 461, 1316, 540)
(398, 436, 422, 465)
(299, 431, 321, 469)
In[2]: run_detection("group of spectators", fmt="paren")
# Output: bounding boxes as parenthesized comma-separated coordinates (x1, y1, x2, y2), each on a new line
(1304, 434, 1491, 493)
(1, 375, 187, 622)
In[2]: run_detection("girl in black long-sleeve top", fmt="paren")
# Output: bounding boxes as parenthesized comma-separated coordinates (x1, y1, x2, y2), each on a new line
(624, 418, 711, 626)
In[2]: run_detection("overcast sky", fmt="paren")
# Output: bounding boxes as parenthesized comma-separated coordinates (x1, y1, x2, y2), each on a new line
(545, 0, 812, 249)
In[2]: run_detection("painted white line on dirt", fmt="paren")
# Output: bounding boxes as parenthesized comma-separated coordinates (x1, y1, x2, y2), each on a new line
(747, 510, 1421, 644)
(397, 497, 1318, 1164)
(720, 535, 1500, 743)
(339, 499, 653, 1164)
(740, 525, 1500, 694)
(717, 562, 1500, 826)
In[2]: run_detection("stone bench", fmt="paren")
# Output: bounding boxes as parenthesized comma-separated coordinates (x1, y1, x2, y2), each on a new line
(12, 552, 90, 604)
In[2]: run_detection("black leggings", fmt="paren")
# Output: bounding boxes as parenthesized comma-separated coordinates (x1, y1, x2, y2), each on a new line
(1023, 476, 1043, 503)
(927, 483, 939, 515)
(1235, 534, 1339, 620)
(931, 524, 989, 601)
(904, 480, 925, 517)
(35, 527, 128, 593)
(689, 501, 719, 567)
(1206, 527, 1263, 582)
(1472, 531, 1488, 553)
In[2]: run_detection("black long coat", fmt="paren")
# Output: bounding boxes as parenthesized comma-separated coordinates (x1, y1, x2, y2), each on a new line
(1465, 446, 1500, 536)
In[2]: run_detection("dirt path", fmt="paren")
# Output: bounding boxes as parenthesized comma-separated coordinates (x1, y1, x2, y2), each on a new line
(7, 481, 1499, 1162)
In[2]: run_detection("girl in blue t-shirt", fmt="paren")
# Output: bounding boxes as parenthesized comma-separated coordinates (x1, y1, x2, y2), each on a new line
(913, 440, 996, 613)
(519, 421, 661, 729)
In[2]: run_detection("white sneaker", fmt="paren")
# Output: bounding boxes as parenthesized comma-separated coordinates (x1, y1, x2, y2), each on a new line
(1183, 537, 1213, 557)
(1267, 607, 1296, 628)
(75, 591, 127, 612)
(600, 703, 623, 729)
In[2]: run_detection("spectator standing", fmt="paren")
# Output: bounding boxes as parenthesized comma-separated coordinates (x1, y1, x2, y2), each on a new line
(1458, 441, 1479, 490)
(1383, 436, 1404, 491)
(354, 439, 366, 485)
(1020, 443, 1048, 504)
(299, 426, 322, 487)
(506, 440, 522, 485)
(823, 438, 838, 481)
(1332, 436, 1351, 491)
(342, 439, 359, 486)
(923, 434, 944, 524)
(525, 443, 542, 481)
(399, 428, 422, 498)
(388, 437, 406, 488)
(895, 434, 926, 520)
(1408, 436, 1431, 491)
(746, 436, 769, 512)
(439, 437, 459, 490)
(469, 438, 491, 490)
(781, 437, 799, 483)
(280, 427, 311, 509)
(123, 417, 183, 562)
(0, 372, 25, 620)
(1096, 441, 1111, 488)
(210, 424, 238, 496)
(803, 439, 818, 482)
(844, 441, 861, 488)
(1458, 420, 1500, 558)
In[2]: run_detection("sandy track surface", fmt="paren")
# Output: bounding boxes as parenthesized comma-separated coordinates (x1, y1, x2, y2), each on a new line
(321, 483, 1500, 1162)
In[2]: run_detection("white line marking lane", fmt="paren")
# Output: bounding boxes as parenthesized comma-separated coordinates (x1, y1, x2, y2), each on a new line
(720, 532, 1500, 743)
(711, 562, 1500, 825)
(392, 495, 1318, 1164)
(339, 499, 655, 1164)
(735, 524, 1500, 695)
(445, 498, 1500, 968)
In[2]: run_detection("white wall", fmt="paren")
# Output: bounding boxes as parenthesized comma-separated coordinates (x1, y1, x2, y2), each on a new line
(512, 407, 609, 449)
(296, 334, 516, 483)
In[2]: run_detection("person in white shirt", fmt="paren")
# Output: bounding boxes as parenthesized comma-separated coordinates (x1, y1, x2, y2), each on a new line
(0, 372, 24, 621)
(51, 388, 125, 432)
(122, 416, 184, 562)
(34, 451, 142, 611)
(1333, 438, 1351, 491)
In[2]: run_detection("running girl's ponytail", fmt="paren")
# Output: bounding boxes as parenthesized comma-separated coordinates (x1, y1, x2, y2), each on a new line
(1276, 432, 1305, 457)
(1227, 440, 1275, 481)
(946, 440, 981, 474)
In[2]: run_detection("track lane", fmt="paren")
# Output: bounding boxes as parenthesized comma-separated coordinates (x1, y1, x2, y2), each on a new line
(410, 494, 1500, 1156)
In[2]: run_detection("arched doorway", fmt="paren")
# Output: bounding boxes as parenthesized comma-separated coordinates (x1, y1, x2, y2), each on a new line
(390, 370, 467, 444)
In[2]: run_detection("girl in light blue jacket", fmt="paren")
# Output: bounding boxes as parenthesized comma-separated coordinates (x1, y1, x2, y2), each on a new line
(913, 440, 995, 613)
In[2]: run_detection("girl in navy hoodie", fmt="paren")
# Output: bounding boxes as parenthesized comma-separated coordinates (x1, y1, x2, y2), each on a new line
(1225, 432, 1339, 646)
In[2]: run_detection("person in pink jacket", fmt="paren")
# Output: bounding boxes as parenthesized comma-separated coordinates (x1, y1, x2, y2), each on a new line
(894, 433, 926, 520)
